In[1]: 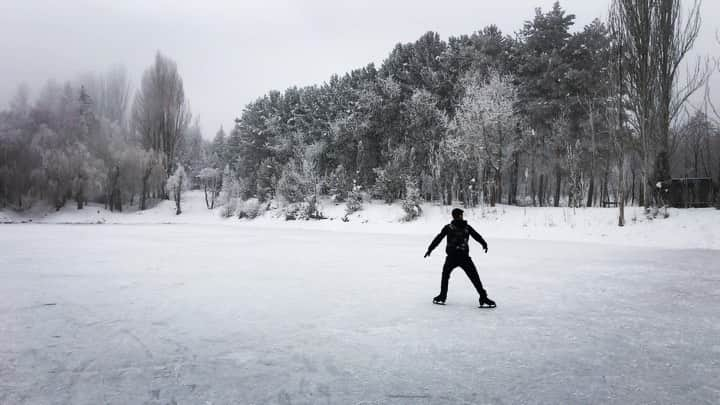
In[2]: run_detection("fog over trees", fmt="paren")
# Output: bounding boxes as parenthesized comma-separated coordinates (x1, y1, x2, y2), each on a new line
(1, 1, 718, 223)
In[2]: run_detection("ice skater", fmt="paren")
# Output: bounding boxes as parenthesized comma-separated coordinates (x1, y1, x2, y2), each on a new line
(424, 208, 496, 308)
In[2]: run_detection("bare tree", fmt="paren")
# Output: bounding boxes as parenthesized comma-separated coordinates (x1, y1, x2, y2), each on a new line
(131, 52, 191, 180)
(198, 167, 221, 209)
(77, 66, 130, 127)
(102, 66, 131, 126)
(610, 0, 706, 210)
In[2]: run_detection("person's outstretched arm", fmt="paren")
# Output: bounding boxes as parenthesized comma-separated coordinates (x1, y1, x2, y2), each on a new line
(425, 226, 448, 257)
(468, 225, 488, 253)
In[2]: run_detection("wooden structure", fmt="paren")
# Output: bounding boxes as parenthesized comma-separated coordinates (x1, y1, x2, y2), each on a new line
(665, 177, 713, 208)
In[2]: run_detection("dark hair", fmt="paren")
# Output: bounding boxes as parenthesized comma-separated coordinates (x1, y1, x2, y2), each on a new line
(451, 208, 464, 219)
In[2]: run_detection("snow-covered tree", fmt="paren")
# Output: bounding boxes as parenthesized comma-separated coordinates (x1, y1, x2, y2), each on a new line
(218, 165, 243, 217)
(198, 168, 221, 209)
(131, 52, 191, 178)
(276, 162, 310, 204)
(177, 120, 207, 184)
(166, 165, 189, 215)
(344, 179, 363, 218)
(237, 197, 263, 219)
(401, 178, 423, 221)
(455, 70, 518, 206)
(139, 150, 165, 210)
(256, 158, 278, 202)
(327, 164, 349, 202)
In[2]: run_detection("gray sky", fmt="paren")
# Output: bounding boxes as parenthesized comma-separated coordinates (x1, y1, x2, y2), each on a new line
(0, 0, 718, 137)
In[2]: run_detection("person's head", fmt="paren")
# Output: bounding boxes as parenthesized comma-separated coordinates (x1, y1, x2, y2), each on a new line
(451, 208, 464, 220)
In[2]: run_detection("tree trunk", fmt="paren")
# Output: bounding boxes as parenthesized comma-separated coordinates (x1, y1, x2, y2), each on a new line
(641, 161, 650, 210)
(602, 157, 611, 206)
(538, 174, 545, 207)
(494, 168, 501, 207)
(140, 167, 151, 211)
(553, 163, 561, 207)
(638, 177, 645, 207)
(509, 151, 519, 205)
(204, 184, 210, 209)
(631, 169, 636, 206)
(586, 102, 598, 208)
(618, 150, 625, 226)
(530, 173, 537, 207)
(76, 192, 84, 210)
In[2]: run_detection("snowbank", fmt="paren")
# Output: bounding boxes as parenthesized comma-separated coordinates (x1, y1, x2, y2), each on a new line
(1, 190, 718, 250)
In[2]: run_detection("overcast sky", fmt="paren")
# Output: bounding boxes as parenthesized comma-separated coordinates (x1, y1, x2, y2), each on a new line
(1, 0, 718, 137)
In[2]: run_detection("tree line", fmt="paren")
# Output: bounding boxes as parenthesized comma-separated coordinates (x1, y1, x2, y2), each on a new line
(214, 0, 718, 222)
(1, 1, 718, 223)
(0, 53, 205, 213)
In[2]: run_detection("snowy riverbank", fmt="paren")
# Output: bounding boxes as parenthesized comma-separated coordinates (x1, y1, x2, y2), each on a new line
(2, 190, 719, 250)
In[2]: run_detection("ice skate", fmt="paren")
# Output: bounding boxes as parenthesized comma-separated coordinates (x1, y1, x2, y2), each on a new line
(479, 297, 496, 308)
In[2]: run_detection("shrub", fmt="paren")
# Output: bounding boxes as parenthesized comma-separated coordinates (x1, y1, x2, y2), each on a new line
(284, 195, 324, 220)
(401, 179, 422, 221)
(276, 165, 309, 204)
(220, 198, 238, 218)
(372, 167, 403, 204)
(343, 181, 363, 221)
(238, 198, 263, 219)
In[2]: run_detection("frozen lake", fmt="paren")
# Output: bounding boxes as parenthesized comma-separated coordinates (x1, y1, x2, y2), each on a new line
(1, 224, 719, 404)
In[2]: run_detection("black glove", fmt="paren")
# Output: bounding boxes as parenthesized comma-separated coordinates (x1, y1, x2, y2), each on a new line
(424, 251, 431, 258)
(483, 246, 488, 253)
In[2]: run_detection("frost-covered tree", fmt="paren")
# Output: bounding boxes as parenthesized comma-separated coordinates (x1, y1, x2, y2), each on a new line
(327, 164, 350, 202)
(401, 178, 423, 221)
(276, 162, 310, 204)
(404, 89, 447, 183)
(177, 120, 207, 183)
(77, 66, 130, 127)
(139, 150, 165, 210)
(456, 71, 518, 206)
(131, 52, 191, 178)
(166, 165, 189, 215)
(256, 158, 278, 202)
(198, 168, 221, 209)
(218, 165, 243, 217)
(344, 179, 363, 218)
(373, 164, 404, 204)
(209, 126, 227, 169)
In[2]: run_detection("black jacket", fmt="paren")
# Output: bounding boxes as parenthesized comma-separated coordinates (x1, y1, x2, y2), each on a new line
(427, 220, 487, 257)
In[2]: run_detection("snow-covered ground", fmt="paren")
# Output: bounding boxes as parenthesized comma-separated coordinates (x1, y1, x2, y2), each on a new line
(1, 192, 719, 404)
(1, 190, 719, 250)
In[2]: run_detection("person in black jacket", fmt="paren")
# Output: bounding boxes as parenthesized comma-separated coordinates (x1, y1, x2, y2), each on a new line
(424, 208, 496, 307)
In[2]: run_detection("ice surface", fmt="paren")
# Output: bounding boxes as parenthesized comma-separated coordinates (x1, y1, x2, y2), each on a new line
(1, 224, 719, 404)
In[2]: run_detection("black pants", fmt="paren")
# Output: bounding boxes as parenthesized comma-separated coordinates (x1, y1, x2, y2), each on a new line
(437, 255, 487, 300)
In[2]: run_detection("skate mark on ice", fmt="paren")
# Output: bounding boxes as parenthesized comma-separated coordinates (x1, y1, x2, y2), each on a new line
(117, 329, 154, 360)
(277, 389, 292, 405)
(387, 393, 431, 399)
(323, 357, 343, 376)
(295, 354, 318, 373)
(150, 388, 160, 400)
